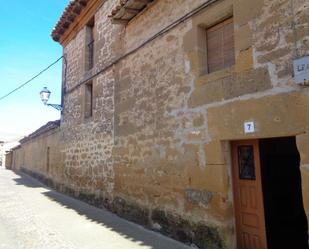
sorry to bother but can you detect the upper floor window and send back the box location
[85,17,95,71]
[84,81,93,119]
[206,17,235,73]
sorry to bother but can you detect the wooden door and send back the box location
[232,140,267,249]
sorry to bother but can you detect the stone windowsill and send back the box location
[195,66,235,86]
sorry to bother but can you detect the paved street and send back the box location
[0,167,192,249]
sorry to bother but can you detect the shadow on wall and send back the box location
[12,172,192,249]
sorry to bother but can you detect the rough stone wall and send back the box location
[59,0,309,248]
[61,69,115,199]
[64,31,86,92]
[95,1,124,72]
[10,128,64,184]
[252,0,309,87]
[61,1,117,198]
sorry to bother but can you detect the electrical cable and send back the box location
[66,0,218,94]
[0,0,218,100]
[0,56,63,102]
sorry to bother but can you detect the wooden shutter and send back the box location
[86,17,95,70]
[207,18,235,73]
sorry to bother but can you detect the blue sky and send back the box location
[0,1,69,142]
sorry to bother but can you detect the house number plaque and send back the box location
[244,121,255,134]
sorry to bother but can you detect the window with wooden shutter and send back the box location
[206,18,235,73]
[84,81,93,119]
[85,17,95,71]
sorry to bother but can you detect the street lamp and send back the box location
[40,87,63,111]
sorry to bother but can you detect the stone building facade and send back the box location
[9,0,309,248]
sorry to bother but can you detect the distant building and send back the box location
[0,141,4,166]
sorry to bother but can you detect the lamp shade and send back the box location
[40,87,51,105]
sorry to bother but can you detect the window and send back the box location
[84,82,93,119]
[206,18,235,73]
[85,17,95,71]
[238,145,256,180]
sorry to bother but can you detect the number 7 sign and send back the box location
[244,121,255,134]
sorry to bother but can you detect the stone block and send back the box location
[234,0,264,26]
[208,92,309,141]
[193,114,205,127]
[116,97,136,113]
[204,164,229,193]
[112,146,129,156]
[223,67,271,100]
[188,66,272,108]
[208,193,234,221]
[235,48,253,72]
[296,133,309,165]
[188,164,229,193]
[186,51,204,76]
[183,27,200,53]
[188,79,224,107]
[115,122,138,137]
[191,0,233,29]
[194,67,232,87]
[235,24,252,52]
[204,141,226,165]
[257,47,291,64]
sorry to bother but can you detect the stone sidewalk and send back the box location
[0,168,193,249]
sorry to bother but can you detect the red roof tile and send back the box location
[51,0,89,42]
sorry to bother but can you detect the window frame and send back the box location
[85,17,95,72]
[84,81,93,120]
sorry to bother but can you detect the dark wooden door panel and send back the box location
[232,140,267,249]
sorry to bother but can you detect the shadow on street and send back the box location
[12,171,190,249]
